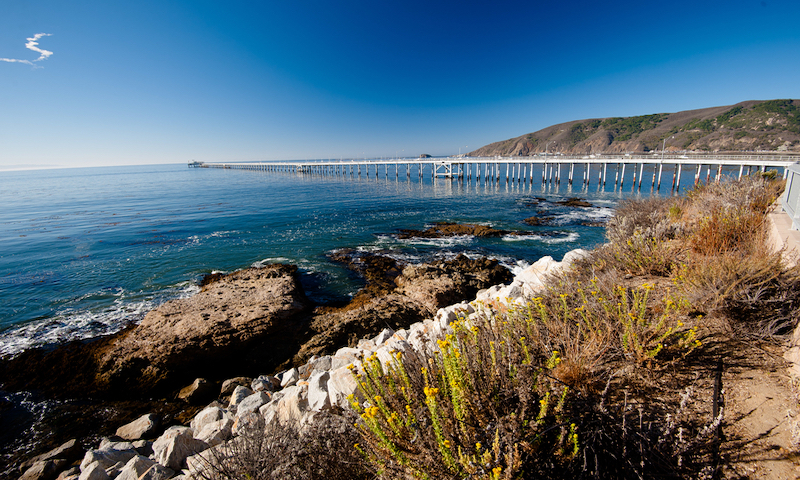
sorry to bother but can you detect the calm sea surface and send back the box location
[0,161,754,356]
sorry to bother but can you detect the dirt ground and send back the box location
[718,339,800,479]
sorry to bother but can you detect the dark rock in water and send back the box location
[198,272,225,288]
[522,215,555,226]
[0,263,311,402]
[395,255,511,310]
[327,249,404,300]
[556,197,594,208]
[291,254,512,366]
[397,222,511,239]
[523,197,550,208]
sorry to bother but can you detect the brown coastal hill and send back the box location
[469,99,800,156]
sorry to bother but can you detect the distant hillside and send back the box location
[469,100,800,156]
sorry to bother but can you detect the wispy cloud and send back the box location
[1,33,53,66]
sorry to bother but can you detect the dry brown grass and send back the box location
[346,174,798,478]
[192,410,370,480]
[674,174,800,338]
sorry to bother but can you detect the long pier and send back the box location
[190,154,798,194]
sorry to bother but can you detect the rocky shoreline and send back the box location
[1,251,517,478]
[8,248,587,480]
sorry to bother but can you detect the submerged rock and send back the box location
[556,197,594,208]
[397,222,512,239]
[522,215,555,226]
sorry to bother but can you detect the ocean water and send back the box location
[0,161,758,356]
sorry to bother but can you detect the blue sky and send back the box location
[1,0,798,168]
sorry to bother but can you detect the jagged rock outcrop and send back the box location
[291,254,512,365]
[94,264,312,395]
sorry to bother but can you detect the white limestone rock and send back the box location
[195,417,234,447]
[260,402,277,426]
[307,371,331,411]
[137,463,175,480]
[80,448,136,473]
[392,328,408,340]
[275,384,309,425]
[97,438,135,452]
[475,284,505,303]
[372,328,395,347]
[77,462,109,480]
[327,366,358,409]
[103,461,126,478]
[220,377,252,398]
[56,467,79,480]
[305,355,333,377]
[115,414,160,441]
[190,406,225,434]
[434,302,473,328]
[251,375,275,393]
[357,338,377,352]
[151,426,208,471]
[330,347,364,371]
[113,455,160,480]
[228,385,253,408]
[235,392,270,418]
[232,411,264,437]
[407,320,441,357]
[279,367,299,388]
[562,248,590,266]
[186,443,231,479]
[20,460,60,480]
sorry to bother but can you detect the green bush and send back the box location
[349,310,580,480]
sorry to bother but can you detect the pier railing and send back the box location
[782,163,800,230]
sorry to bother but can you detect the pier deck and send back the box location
[192,154,797,194]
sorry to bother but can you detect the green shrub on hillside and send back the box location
[715,105,744,125]
[601,114,667,142]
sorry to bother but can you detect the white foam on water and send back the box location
[397,234,475,247]
[529,232,581,244]
[252,257,292,268]
[548,207,614,225]
[209,230,240,238]
[501,234,535,242]
[0,283,199,357]
[382,252,425,264]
